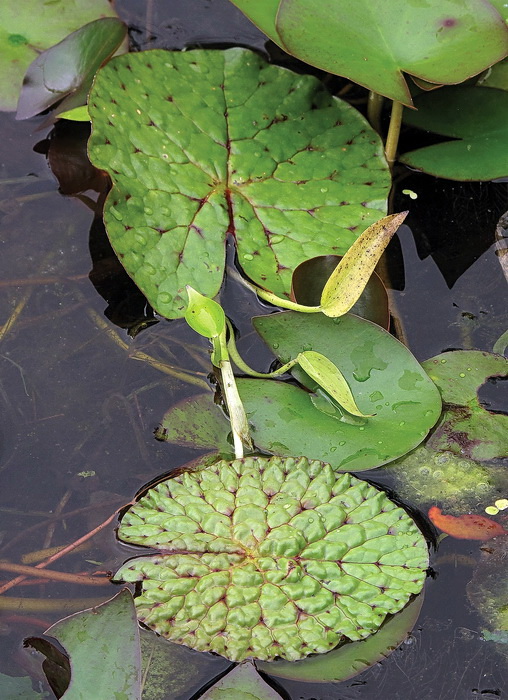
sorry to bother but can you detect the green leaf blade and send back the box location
[88,48,390,318]
[320,212,407,317]
[297,350,372,417]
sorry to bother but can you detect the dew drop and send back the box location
[338,441,346,446]
[270,234,284,245]
[243,253,254,261]
[144,207,153,216]
[272,342,279,349]
[459,372,466,378]
[159,292,173,304]
[330,447,337,453]
[320,187,328,193]
[399,421,406,426]
[440,359,447,363]
[134,233,146,246]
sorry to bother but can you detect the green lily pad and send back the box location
[422,351,508,461]
[159,313,441,471]
[115,456,428,662]
[384,445,506,513]
[30,589,141,699]
[0,0,120,112]
[16,18,127,121]
[200,662,283,699]
[0,673,48,699]
[87,48,390,319]
[401,87,508,180]
[257,592,423,682]
[230,0,508,106]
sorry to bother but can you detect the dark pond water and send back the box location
[0,1,506,698]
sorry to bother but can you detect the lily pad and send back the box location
[257,592,423,682]
[230,0,508,106]
[200,662,284,699]
[87,47,390,319]
[384,445,505,513]
[115,455,428,662]
[159,313,441,471]
[401,87,508,181]
[27,589,141,699]
[422,350,508,461]
[0,0,120,112]
[16,18,127,121]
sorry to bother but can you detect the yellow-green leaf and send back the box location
[297,350,372,417]
[184,286,225,339]
[320,212,408,317]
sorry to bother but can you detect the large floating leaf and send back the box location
[401,87,508,180]
[27,590,141,700]
[257,593,423,682]
[16,18,127,121]
[88,48,390,318]
[159,313,441,470]
[230,0,508,106]
[423,350,508,461]
[0,0,120,112]
[115,456,428,662]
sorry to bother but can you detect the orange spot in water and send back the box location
[428,506,507,541]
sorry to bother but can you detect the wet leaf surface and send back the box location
[0,0,120,112]
[115,456,428,662]
[28,589,141,700]
[200,661,284,699]
[428,506,507,540]
[422,350,508,461]
[401,87,508,180]
[257,593,424,682]
[231,0,508,105]
[88,48,389,318]
[16,18,126,121]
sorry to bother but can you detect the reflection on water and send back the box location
[0,1,506,698]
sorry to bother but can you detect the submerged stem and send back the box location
[385,100,404,167]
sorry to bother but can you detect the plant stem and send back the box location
[214,330,252,459]
[226,320,297,378]
[0,562,110,587]
[227,266,320,313]
[367,91,384,134]
[385,100,404,167]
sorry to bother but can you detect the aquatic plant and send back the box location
[114,455,429,662]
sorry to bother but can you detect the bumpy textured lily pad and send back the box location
[257,593,424,682]
[0,0,119,112]
[88,48,390,318]
[401,87,508,180]
[231,0,508,106]
[115,456,428,662]
[422,351,508,460]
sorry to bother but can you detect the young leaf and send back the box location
[297,350,372,417]
[184,286,225,339]
[320,212,407,317]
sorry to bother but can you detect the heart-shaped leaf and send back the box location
[29,590,141,699]
[422,350,508,460]
[159,312,441,471]
[401,87,508,180]
[16,18,127,121]
[230,0,508,106]
[115,456,428,662]
[88,48,390,319]
[0,0,121,112]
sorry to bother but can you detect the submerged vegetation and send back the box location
[0,0,507,698]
